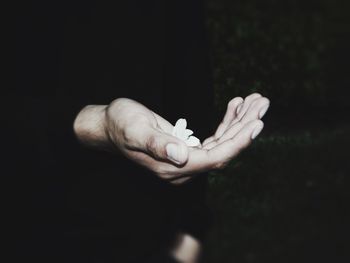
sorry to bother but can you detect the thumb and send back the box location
[144,127,189,165]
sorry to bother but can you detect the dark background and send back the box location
[203,0,349,262]
[11,0,349,262]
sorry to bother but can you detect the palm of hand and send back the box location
[108,93,269,185]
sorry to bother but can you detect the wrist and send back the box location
[73,105,110,149]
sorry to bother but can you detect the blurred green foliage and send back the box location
[206,0,349,116]
[204,0,350,261]
[204,127,350,262]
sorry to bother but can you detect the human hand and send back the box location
[165,93,269,184]
[74,94,269,185]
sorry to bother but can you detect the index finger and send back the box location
[207,120,264,168]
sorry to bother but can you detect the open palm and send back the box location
[106,93,269,185]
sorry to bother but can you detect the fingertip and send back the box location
[236,103,243,115]
[258,104,270,119]
[165,140,189,165]
[249,92,262,98]
[223,97,244,124]
[250,119,264,131]
[255,119,264,127]
[227,97,243,109]
[251,120,264,140]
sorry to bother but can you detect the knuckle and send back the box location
[123,122,138,142]
[108,98,132,114]
[110,98,126,107]
[146,135,159,154]
[123,119,149,144]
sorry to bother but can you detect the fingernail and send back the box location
[166,143,181,164]
[259,104,269,119]
[236,104,243,115]
[251,124,264,140]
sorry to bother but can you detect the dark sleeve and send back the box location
[11,2,111,174]
[163,0,214,139]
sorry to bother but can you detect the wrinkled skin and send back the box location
[74,93,270,185]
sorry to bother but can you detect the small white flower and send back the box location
[172,118,201,147]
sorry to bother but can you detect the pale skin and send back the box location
[73,92,270,262]
[74,93,270,184]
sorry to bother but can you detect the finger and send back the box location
[143,147,212,176]
[124,149,195,183]
[214,97,244,139]
[240,97,270,124]
[167,175,194,185]
[205,121,244,149]
[202,140,216,150]
[167,147,214,175]
[204,100,266,149]
[123,149,177,179]
[236,93,262,120]
[216,97,268,145]
[203,95,265,147]
[202,97,244,147]
[141,126,189,165]
[202,136,215,146]
[207,120,264,168]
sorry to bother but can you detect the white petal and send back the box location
[177,128,194,141]
[176,118,187,130]
[183,129,194,138]
[186,136,201,147]
[177,133,188,141]
[172,118,187,136]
